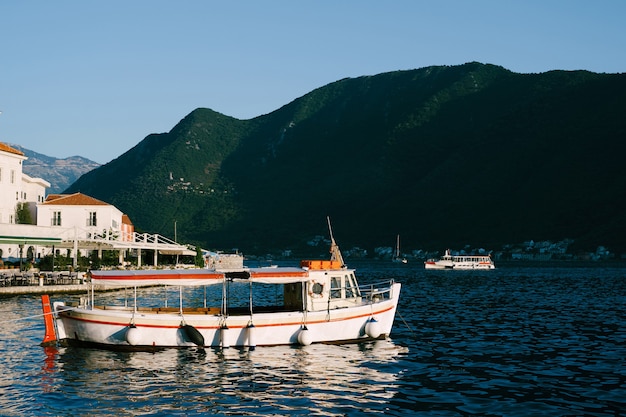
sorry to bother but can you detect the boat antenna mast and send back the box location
[327,216,345,267]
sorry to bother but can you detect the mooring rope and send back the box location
[396,309,416,337]
[5,310,54,323]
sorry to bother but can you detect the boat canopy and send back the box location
[91,265,337,287]
[247,267,310,284]
[90,269,225,287]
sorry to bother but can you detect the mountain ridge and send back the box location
[10,144,100,194]
[63,62,626,254]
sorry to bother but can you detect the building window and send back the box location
[88,211,97,227]
[52,211,62,226]
[10,170,15,184]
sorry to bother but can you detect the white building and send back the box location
[37,193,132,241]
[1,141,192,268]
[0,142,53,262]
[0,141,135,264]
[0,143,49,225]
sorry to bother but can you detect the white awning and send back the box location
[159,248,197,256]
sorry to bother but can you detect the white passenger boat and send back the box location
[424,249,495,270]
[41,228,401,350]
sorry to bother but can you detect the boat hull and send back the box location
[53,283,401,349]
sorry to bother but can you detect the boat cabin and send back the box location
[301,260,362,311]
[223,260,363,314]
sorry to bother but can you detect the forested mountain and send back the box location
[65,62,626,255]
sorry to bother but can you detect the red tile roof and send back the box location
[43,192,110,206]
[0,142,25,156]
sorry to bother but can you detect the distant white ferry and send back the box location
[424,249,495,270]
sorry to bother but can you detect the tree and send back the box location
[15,203,33,224]
[195,246,204,268]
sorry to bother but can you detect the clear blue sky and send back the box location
[1,1,625,164]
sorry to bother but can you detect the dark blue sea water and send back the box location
[1,262,625,416]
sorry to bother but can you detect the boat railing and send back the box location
[359,279,395,302]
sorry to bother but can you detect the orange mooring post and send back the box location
[41,294,58,346]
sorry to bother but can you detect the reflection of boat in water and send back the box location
[392,235,408,264]
[45,339,407,411]
[54,338,407,374]
[424,249,495,270]
[41,219,401,349]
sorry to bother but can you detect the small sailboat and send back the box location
[392,234,408,264]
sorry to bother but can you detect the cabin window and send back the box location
[284,282,303,310]
[345,273,360,298]
[344,274,355,298]
[330,276,342,299]
[52,211,62,226]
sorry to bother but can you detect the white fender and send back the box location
[246,323,256,349]
[220,325,230,348]
[365,317,381,339]
[125,325,141,346]
[297,326,313,346]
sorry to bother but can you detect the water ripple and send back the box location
[1,264,625,415]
